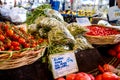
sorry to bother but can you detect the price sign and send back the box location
[76,17,91,26]
[49,51,78,79]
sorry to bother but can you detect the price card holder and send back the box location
[76,17,91,26]
[49,51,78,79]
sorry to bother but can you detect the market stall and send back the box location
[0,0,120,80]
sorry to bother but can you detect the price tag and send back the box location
[49,51,78,79]
[76,17,91,26]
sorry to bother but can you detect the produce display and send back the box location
[0,22,45,51]
[0,3,120,80]
[28,15,94,54]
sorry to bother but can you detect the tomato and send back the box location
[117,53,120,59]
[56,77,65,80]
[87,74,95,80]
[6,29,14,36]
[115,44,120,53]
[108,49,117,57]
[66,73,76,80]
[12,34,19,40]
[23,43,30,48]
[38,38,44,43]
[74,72,91,80]
[31,43,37,48]
[18,38,25,44]
[95,74,102,80]
[118,77,120,80]
[9,46,14,50]
[4,24,9,30]
[102,72,119,80]
[0,35,5,41]
[11,41,20,47]
[14,46,21,50]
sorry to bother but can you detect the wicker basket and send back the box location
[0,46,46,70]
[84,24,120,45]
[84,34,120,45]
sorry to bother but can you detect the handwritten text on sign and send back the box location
[49,51,78,79]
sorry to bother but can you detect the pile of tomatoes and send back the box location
[0,22,44,51]
[86,25,120,36]
[55,72,95,80]
[55,64,120,80]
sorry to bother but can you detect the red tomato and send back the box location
[6,29,14,36]
[14,46,21,50]
[117,53,120,59]
[56,77,65,80]
[0,35,5,41]
[38,38,44,43]
[4,24,9,30]
[102,72,119,80]
[95,74,102,80]
[12,34,19,40]
[118,77,120,80]
[74,72,91,80]
[9,45,14,51]
[108,49,117,57]
[18,38,25,44]
[115,44,120,53]
[31,43,37,48]
[66,73,76,80]
[23,43,30,48]
[87,74,95,80]
[11,41,20,47]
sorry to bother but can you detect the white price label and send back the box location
[49,51,78,79]
[76,17,91,26]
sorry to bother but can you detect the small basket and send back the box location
[84,34,120,45]
[0,46,46,70]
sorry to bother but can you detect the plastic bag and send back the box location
[66,22,88,37]
[44,9,64,22]
[9,7,27,23]
[0,5,11,18]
